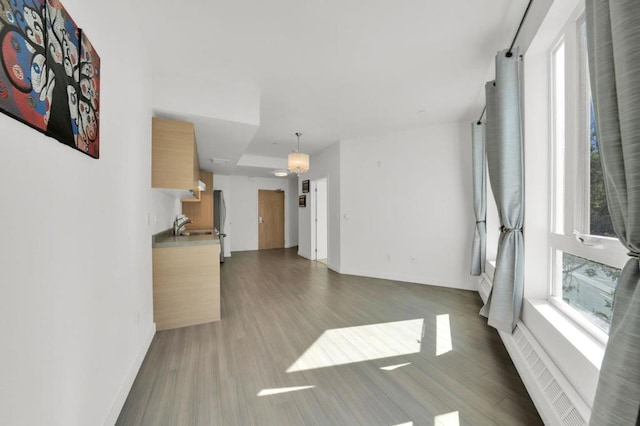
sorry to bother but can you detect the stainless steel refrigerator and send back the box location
[213,190,227,263]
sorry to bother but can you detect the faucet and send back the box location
[173,217,193,235]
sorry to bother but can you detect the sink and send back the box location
[179,231,214,236]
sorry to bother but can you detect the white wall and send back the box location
[0,1,160,424]
[218,175,297,252]
[314,179,329,260]
[298,143,341,271]
[339,123,476,290]
[151,190,182,235]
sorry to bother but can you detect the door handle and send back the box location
[259,216,264,224]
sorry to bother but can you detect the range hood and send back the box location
[155,180,207,203]
[180,179,207,203]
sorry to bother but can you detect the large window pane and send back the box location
[582,24,615,237]
[562,252,619,333]
[589,102,616,237]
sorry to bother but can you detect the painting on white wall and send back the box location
[0,0,101,158]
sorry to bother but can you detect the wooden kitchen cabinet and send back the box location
[152,117,200,192]
[182,171,214,228]
[152,244,220,330]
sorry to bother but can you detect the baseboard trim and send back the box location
[103,321,156,425]
[297,251,311,260]
[338,267,475,291]
[328,264,341,273]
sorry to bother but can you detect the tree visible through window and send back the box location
[588,92,615,237]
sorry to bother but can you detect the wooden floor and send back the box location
[117,248,542,425]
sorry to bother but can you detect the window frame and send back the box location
[548,7,627,343]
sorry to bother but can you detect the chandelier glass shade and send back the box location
[288,152,309,174]
[288,132,309,174]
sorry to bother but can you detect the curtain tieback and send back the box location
[627,251,640,260]
[476,220,486,224]
[500,226,522,234]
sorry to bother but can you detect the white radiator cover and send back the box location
[478,275,591,425]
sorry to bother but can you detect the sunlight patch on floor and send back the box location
[392,422,413,426]
[287,319,424,372]
[434,411,459,426]
[380,362,412,371]
[257,386,315,397]
[436,314,453,356]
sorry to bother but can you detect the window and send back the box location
[550,11,626,339]
[560,252,619,333]
[588,102,615,237]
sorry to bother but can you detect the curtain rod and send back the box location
[507,0,533,58]
[477,105,487,125]
[477,0,533,124]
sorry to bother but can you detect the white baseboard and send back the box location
[295,250,340,273]
[328,264,341,273]
[297,250,311,260]
[499,322,590,426]
[103,322,156,425]
[338,267,475,291]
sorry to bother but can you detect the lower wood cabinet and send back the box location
[152,244,220,330]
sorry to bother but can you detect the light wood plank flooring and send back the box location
[117,248,542,425]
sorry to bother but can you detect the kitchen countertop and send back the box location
[152,228,220,248]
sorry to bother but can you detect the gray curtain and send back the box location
[471,121,487,276]
[586,2,640,424]
[479,49,524,333]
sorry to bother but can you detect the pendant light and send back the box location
[288,132,309,175]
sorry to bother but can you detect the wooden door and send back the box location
[258,190,285,250]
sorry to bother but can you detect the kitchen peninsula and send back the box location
[152,230,220,330]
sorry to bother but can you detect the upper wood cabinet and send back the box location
[152,117,200,192]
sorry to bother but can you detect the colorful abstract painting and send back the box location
[77,30,99,156]
[0,0,100,158]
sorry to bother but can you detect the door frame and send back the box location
[310,176,329,262]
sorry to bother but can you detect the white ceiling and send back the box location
[136,0,528,177]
